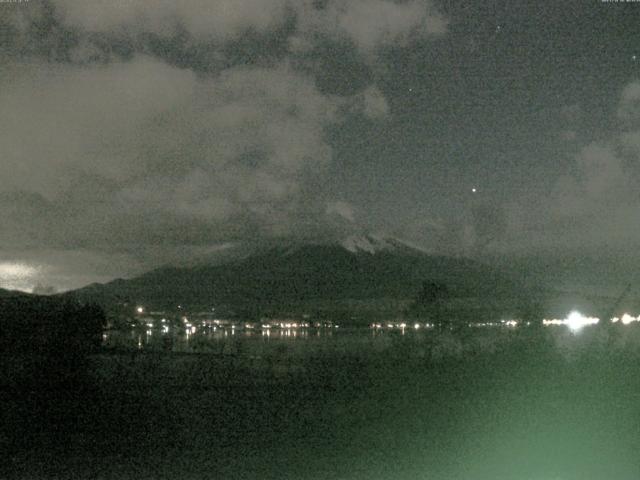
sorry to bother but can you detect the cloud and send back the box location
[0,262,43,292]
[53,0,291,39]
[618,81,640,123]
[499,82,640,254]
[0,56,197,198]
[326,200,356,222]
[292,0,446,55]
[548,143,628,218]
[360,86,389,118]
[508,142,639,252]
[0,0,447,290]
[574,144,627,200]
[50,0,445,56]
[0,56,344,269]
[0,249,146,292]
[558,104,581,143]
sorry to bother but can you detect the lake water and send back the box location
[5,323,640,480]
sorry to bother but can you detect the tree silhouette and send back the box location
[0,294,106,355]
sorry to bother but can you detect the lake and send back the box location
[4,323,640,480]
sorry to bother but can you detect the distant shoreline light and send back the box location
[543,311,599,331]
[611,313,640,325]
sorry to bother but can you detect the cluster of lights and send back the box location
[370,322,435,329]
[470,322,493,328]
[257,321,332,330]
[543,311,600,331]
[611,313,640,325]
[281,322,299,329]
[127,306,341,340]
[129,304,640,341]
[541,311,640,329]
[469,320,522,328]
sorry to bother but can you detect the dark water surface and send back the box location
[3,326,640,479]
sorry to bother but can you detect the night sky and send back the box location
[1,0,640,291]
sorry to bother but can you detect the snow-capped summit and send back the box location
[340,233,427,255]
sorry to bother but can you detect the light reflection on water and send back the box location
[99,317,640,364]
[103,325,344,353]
[105,309,640,355]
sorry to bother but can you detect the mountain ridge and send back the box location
[65,234,526,320]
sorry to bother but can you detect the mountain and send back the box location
[67,235,529,320]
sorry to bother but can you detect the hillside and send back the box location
[67,236,530,320]
[0,288,31,298]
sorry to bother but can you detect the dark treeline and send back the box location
[1,293,107,477]
[0,293,106,355]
